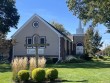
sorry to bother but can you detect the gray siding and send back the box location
[13,16,59,57]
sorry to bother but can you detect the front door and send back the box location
[76,43,83,55]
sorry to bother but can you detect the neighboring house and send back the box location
[95,51,104,56]
[11,14,74,60]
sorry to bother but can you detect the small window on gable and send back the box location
[26,37,32,48]
[40,36,46,48]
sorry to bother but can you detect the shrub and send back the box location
[65,55,76,61]
[18,70,29,81]
[83,54,93,61]
[46,68,58,81]
[99,56,104,59]
[46,58,53,64]
[52,58,58,63]
[32,68,45,82]
[12,57,28,81]
[46,58,58,64]
[69,58,85,63]
[64,55,85,63]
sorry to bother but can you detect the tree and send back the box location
[67,0,110,32]
[103,45,110,56]
[0,32,12,62]
[50,21,71,35]
[84,26,103,57]
[0,32,12,54]
[0,0,20,34]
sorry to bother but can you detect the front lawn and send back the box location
[0,64,12,83]
[0,58,110,83]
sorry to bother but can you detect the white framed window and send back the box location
[26,37,32,48]
[40,36,46,48]
[26,36,46,48]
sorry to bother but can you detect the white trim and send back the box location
[33,35,36,45]
[12,14,62,38]
[12,14,36,38]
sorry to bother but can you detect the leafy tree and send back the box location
[84,26,103,57]
[0,0,20,34]
[50,21,71,35]
[0,32,12,62]
[103,45,110,56]
[0,32,12,55]
[67,0,110,32]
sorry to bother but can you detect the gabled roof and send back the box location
[12,14,72,41]
[12,14,37,38]
[39,16,72,41]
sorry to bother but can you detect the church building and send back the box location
[11,14,84,60]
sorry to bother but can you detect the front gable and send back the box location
[12,14,61,38]
[12,14,62,56]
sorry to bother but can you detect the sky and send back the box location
[7,0,110,49]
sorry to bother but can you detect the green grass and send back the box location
[0,57,110,83]
[55,61,110,83]
[0,64,12,83]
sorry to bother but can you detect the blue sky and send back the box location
[7,0,110,49]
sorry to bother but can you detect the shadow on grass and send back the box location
[0,63,11,72]
[47,61,110,69]
[73,80,88,82]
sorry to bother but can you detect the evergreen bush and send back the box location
[32,68,45,82]
[18,70,29,81]
[46,68,58,81]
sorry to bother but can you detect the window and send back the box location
[26,36,46,48]
[77,43,83,46]
[26,37,32,48]
[28,38,32,44]
[40,37,46,48]
[32,21,39,28]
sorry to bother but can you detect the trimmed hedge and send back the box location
[18,70,29,81]
[32,68,45,82]
[46,68,58,81]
